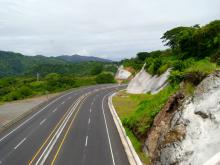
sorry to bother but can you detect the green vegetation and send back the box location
[113,91,152,164]
[0,74,97,102]
[0,51,117,77]
[161,20,220,59]
[95,72,115,84]
[112,87,177,164]
[0,51,117,103]
[122,20,220,76]
[125,128,149,164]
[113,87,178,164]
[122,86,178,138]
[113,91,150,120]
[113,20,220,164]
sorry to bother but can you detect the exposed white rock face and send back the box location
[126,64,171,94]
[158,71,220,165]
[115,65,132,80]
[204,152,220,165]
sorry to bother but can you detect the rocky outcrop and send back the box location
[145,92,185,164]
[115,65,132,82]
[145,71,220,165]
[127,64,171,94]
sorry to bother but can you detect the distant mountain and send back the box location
[0,51,116,77]
[57,54,112,63]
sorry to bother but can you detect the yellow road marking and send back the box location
[51,96,87,165]
[28,98,80,165]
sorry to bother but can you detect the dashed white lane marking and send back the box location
[85,136,88,147]
[40,119,47,125]
[61,101,65,104]
[14,138,26,150]
[90,108,92,113]
[52,108,58,113]
[0,91,73,143]
[88,118,90,125]
[91,101,94,105]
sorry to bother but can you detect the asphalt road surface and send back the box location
[0,84,130,165]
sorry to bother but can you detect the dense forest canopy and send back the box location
[161,20,220,59]
[0,51,117,77]
[122,20,220,74]
[0,51,117,102]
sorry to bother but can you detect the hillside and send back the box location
[0,51,116,77]
[57,54,112,63]
[113,19,220,164]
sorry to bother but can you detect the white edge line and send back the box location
[0,85,122,144]
[0,90,75,143]
[108,92,142,165]
[102,94,116,165]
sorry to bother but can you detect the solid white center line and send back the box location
[14,138,26,150]
[40,119,47,125]
[52,108,58,113]
[61,101,65,104]
[85,136,88,147]
[88,118,90,125]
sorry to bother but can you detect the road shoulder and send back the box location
[108,92,143,165]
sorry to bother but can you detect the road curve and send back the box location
[0,84,129,165]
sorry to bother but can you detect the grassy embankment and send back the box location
[113,58,219,164]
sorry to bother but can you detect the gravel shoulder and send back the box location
[0,93,60,128]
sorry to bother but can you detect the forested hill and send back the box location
[0,51,116,77]
[57,54,112,63]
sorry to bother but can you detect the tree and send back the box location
[95,73,115,84]
[137,52,150,61]
[90,64,103,75]
[161,20,220,59]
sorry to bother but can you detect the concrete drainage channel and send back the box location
[108,92,142,165]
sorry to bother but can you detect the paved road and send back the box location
[0,84,129,165]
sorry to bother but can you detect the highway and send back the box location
[0,84,129,165]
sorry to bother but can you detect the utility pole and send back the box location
[37,73,39,81]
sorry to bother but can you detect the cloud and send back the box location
[0,0,219,60]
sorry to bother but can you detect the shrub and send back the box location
[19,86,33,97]
[4,91,22,101]
[95,73,115,84]
[145,57,162,75]
[169,70,184,85]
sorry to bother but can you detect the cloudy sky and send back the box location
[0,0,219,60]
